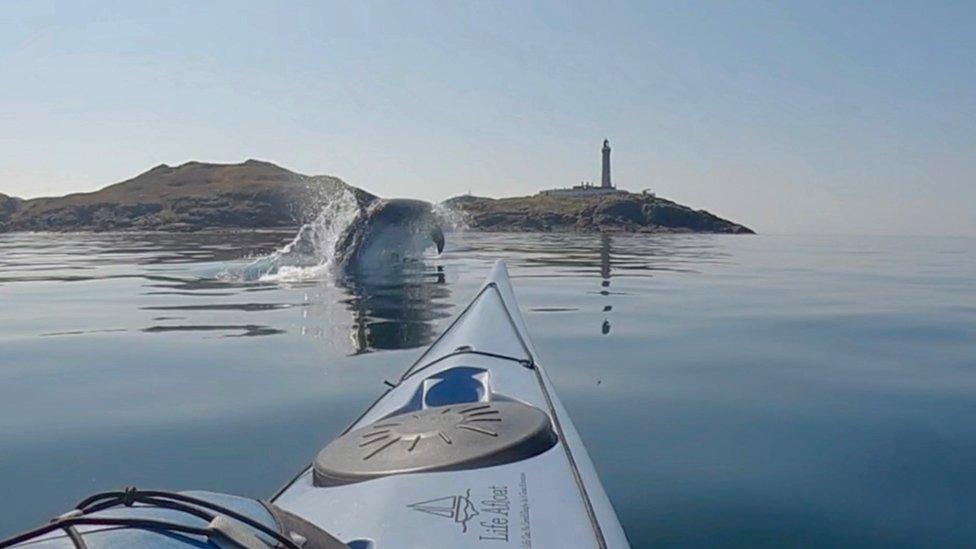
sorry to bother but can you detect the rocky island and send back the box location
[0,160,373,232]
[0,159,752,234]
[446,139,752,234]
[444,193,752,234]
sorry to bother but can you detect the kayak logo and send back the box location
[408,489,479,533]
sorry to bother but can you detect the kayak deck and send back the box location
[273,261,629,548]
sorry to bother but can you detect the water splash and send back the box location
[433,200,470,232]
[228,187,363,282]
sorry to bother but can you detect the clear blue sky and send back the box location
[2,1,973,235]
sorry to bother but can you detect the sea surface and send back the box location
[1,231,975,546]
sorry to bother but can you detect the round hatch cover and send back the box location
[313,401,557,486]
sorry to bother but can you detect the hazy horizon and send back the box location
[2,1,974,236]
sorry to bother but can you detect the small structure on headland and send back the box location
[539,139,629,197]
[601,138,612,189]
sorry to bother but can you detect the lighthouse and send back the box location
[537,139,622,196]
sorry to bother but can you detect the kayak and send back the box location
[2,260,629,548]
[272,260,630,548]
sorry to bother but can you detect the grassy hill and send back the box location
[0,160,373,232]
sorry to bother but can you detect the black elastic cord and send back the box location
[118,490,299,548]
[122,486,138,506]
[1,488,302,549]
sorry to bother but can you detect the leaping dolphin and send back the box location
[238,197,445,281]
[334,199,445,272]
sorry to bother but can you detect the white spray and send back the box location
[232,187,363,282]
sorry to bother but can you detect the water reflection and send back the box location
[444,232,731,337]
[457,232,727,277]
[600,234,613,336]
[335,261,452,354]
[0,230,727,350]
[141,324,286,337]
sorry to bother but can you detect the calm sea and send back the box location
[1,231,974,546]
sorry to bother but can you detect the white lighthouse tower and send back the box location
[601,139,613,189]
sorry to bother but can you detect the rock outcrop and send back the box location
[0,160,374,232]
[444,193,753,234]
[0,193,22,232]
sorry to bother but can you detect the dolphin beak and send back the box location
[431,226,445,255]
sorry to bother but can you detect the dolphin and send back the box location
[334,199,445,272]
[235,197,445,281]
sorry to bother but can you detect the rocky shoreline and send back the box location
[444,193,753,234]
[0,161,752,234]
